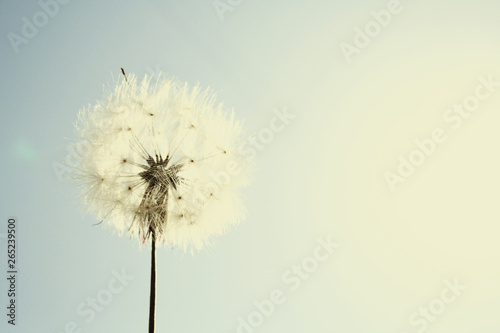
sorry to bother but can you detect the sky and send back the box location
[1,0,500,332]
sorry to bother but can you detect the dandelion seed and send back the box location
[71,70,252,333]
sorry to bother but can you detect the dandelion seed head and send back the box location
[72,74,251,252]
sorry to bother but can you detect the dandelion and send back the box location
[71,69,252,332]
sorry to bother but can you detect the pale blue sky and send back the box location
[2,1,500,332]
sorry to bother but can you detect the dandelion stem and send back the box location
[149,228,157,333]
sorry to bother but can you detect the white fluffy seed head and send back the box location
[72,74,252,252]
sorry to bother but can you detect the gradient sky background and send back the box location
[2,0,500,332]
